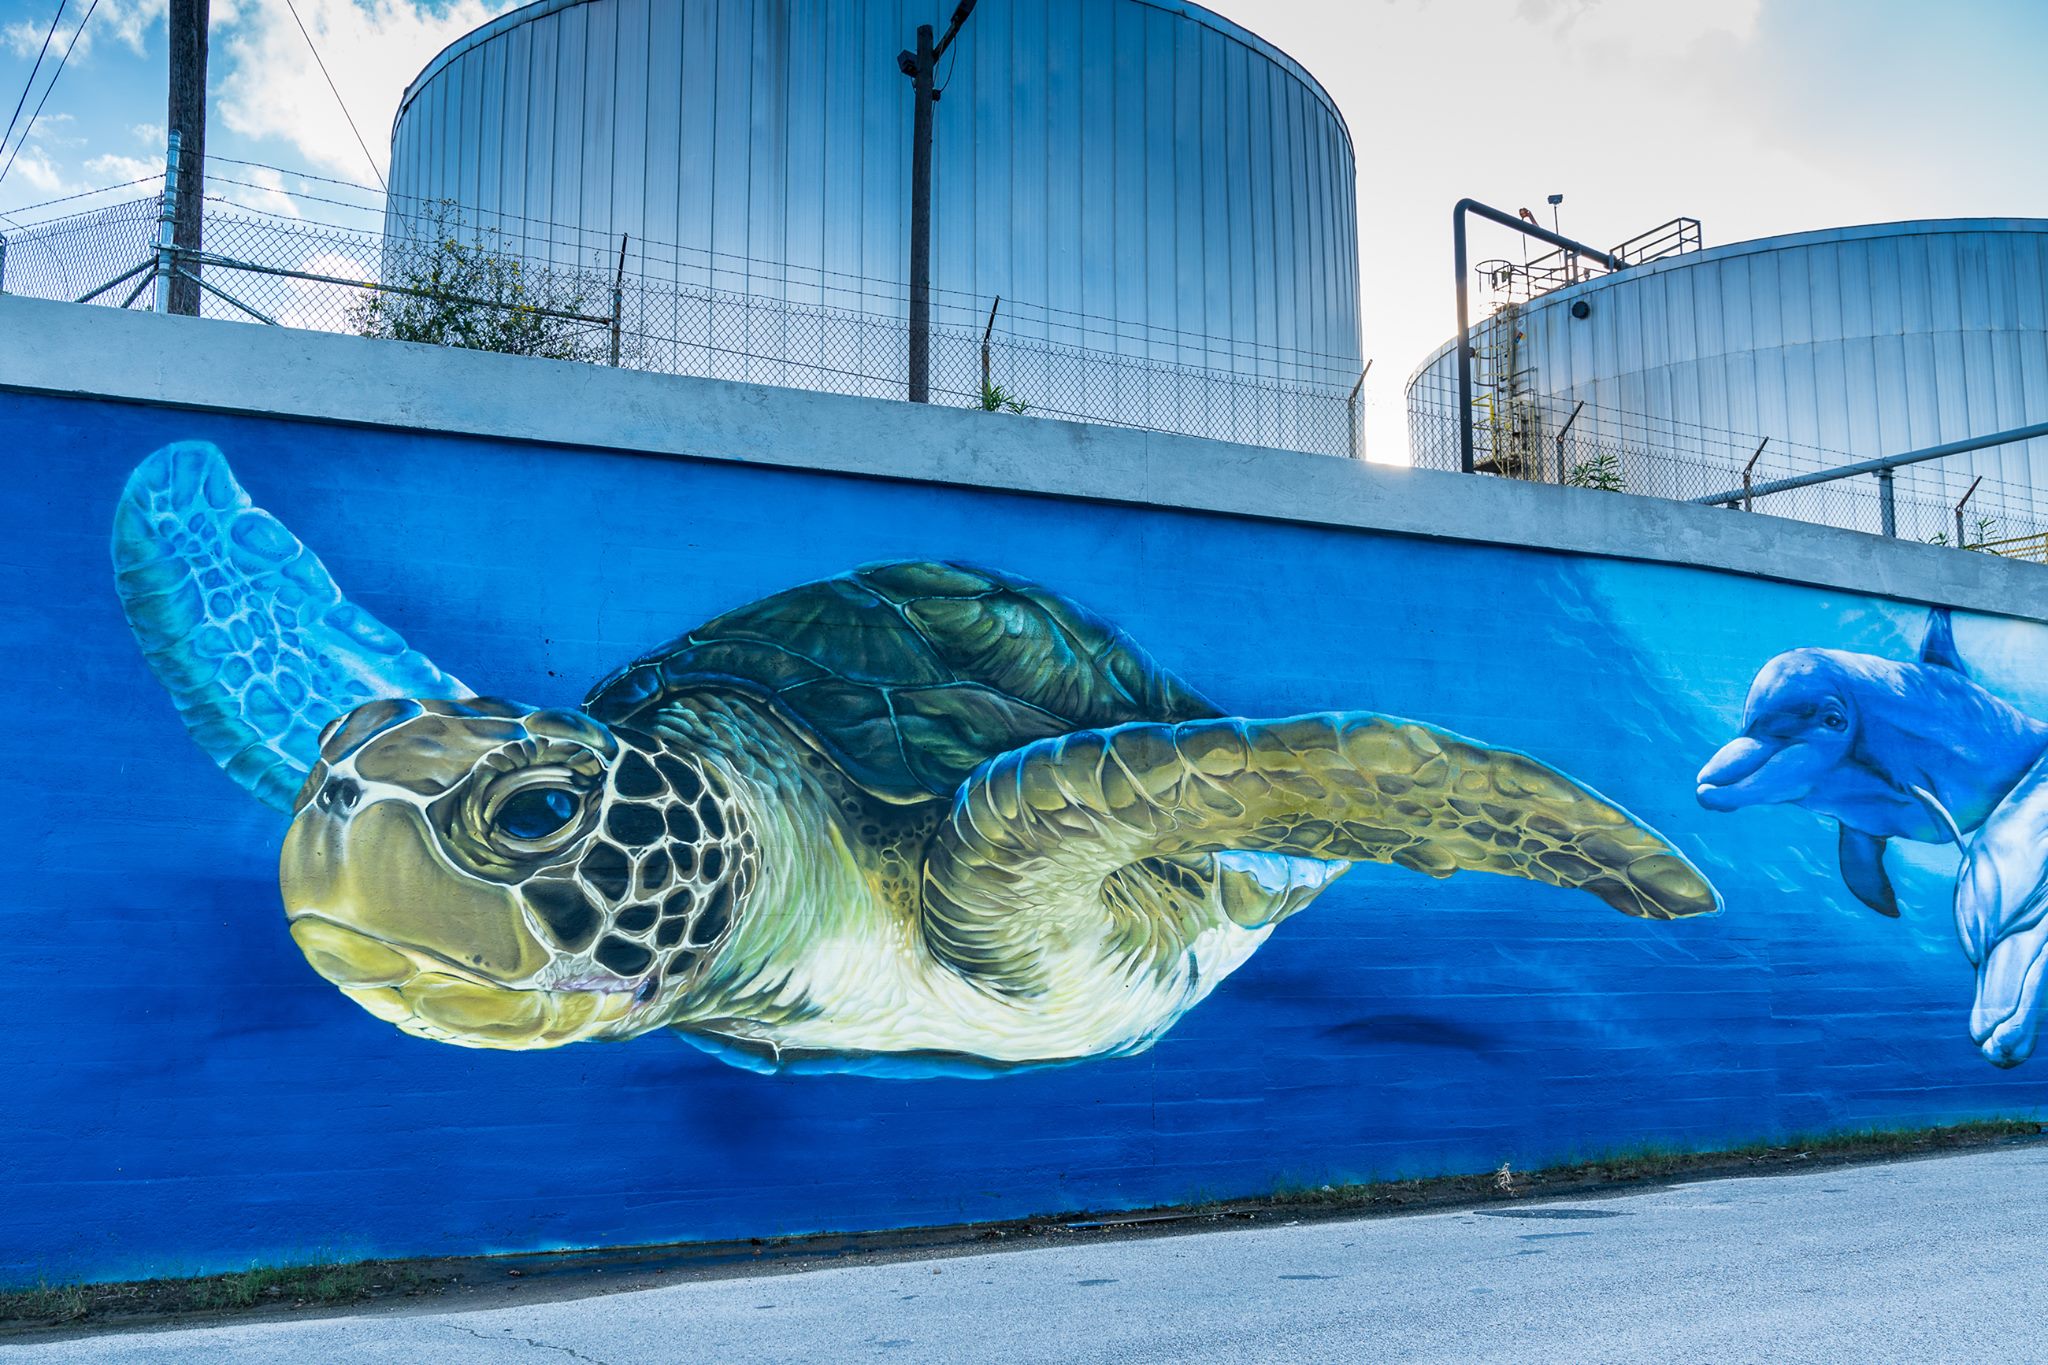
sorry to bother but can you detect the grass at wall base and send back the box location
[5,1114,2038,1332]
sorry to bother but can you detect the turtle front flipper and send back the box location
[921,713,1721,993]
[111,442,468,811]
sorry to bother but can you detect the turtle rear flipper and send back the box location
[112,443,468,811]
[921,713,1721,994]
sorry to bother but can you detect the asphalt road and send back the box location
[14,1144,2048,1363]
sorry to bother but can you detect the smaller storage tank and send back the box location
[1405,219,2048,541]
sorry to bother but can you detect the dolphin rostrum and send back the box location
[1700,611,2048,1066]
[1697,612,2047,916]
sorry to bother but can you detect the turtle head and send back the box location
[281,697,747,1049]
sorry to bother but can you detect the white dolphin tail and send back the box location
[110,442,469,812]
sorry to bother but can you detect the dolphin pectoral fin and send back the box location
[1838,825,1899,917]
[1919,609,1968,675]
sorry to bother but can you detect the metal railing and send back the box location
[0,155,1371,460]
[1477,217,1702,306]
[1407,372,2048,562]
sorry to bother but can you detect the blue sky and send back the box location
[3,0,2046,457]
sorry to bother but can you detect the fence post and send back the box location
[1954,474,1984,547]
[0,229,8,294]
[1554,399,1585,483]
[1346,361,1371,460]
[154,129,182,315]
[1740,437,1768,510]
[609,233,628,366]
[980,295,1001,401]
[1878,467,1897,537]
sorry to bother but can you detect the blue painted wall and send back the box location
[5,389,2047,1286]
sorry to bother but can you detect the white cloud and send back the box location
[4,144,68,194]
[216,0,516,184]
[21,111,82,147]
[216,161,300,216]
[5,0,166,61]
[84,151,161,183]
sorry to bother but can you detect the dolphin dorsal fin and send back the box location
[1919,609,1968,675]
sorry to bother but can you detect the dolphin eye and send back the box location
[494,786,580,841]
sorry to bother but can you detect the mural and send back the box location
[112,442,1720,1072]
[1699,615,2048,1067]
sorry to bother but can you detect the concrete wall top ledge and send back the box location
[4,295,2043,625]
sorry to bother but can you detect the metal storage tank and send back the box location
[1404,219,2048,538]
[388,0,1362,449]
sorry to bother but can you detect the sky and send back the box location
[3,0,2047,460]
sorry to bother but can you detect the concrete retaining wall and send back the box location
[4,295,2046,1285]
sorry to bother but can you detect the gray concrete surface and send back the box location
[13,1144,2048,1363]
[3,294,2041,621]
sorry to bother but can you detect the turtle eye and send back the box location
[1820,710,1847,732]
[494,786,580,841]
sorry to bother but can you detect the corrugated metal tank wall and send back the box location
[388,0,1360,389]
[1404,220,2048,501]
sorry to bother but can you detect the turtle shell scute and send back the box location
[582,560,1221,802]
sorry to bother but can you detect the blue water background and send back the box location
[4,391,2045,1284]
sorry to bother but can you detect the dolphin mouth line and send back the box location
[1695,774,1767,810]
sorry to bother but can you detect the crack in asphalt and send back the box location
[443,1320,613,1365]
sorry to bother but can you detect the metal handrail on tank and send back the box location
[1479,217,1701,305]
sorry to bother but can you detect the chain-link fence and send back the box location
[0,164,1367,459]
[1406,367,2048,561]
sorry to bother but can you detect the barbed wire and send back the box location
[0,187,1363,458]
[204,154,1367,376]
[0,172,163,225]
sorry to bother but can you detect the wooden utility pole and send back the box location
[167,0,208,317]
[897,1,976,403]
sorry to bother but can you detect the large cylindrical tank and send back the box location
[1404,219,2048,538]
[389,0,1361,446]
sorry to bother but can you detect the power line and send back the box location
[0,0,68,171]
[278,0,387,193]
[0,0,99,191]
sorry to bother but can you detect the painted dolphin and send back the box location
[1699,611,2048,1067]
[1696,612,2047,917]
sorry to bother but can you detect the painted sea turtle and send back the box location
[114,443,1720,1073]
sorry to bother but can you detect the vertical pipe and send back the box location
[906,24,936,404]
[1878,468,1897,537]
[1453,208,1473,472]
[154,129,181,315]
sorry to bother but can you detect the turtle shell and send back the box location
[584,560,1220,802]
